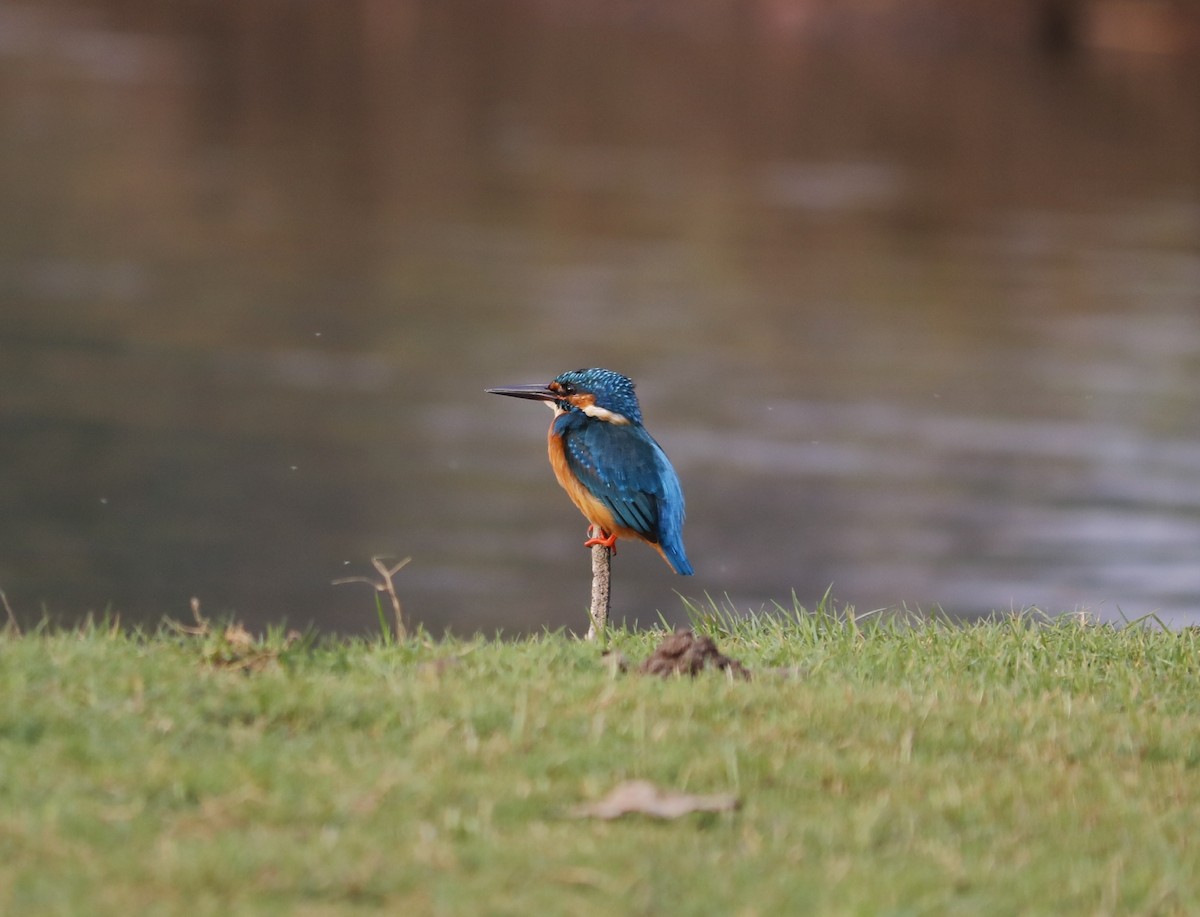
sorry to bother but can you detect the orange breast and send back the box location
[545,425,676,567]
[547,427,622,536]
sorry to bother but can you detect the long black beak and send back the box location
[485,383,558,402]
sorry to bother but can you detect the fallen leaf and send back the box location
[571,780,739,820]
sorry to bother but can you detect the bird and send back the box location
[487,368,694,575]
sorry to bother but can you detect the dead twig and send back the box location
[166,598,299,672]
[164,596,211,636]
[333,556,410,640]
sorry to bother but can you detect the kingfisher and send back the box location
[487,368,694,575]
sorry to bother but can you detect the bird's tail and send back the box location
[658,536,694,576]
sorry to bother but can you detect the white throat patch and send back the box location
[580,403,631,425]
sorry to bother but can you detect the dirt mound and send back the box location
[637,628,751,679]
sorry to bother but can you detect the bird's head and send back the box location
[487,367,643,425]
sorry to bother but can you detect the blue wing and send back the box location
[555,414,692,575]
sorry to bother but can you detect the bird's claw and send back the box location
[584,526,618,554]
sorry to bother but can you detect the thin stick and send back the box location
[586,544,611,641]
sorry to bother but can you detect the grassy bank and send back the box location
[2,603,1199,915]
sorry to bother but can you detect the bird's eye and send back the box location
[559,383,575,396]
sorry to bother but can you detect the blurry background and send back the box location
[2,0,1199,634]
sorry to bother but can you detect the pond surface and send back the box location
[2,2,1199,633]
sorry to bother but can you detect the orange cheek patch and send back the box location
[567,392,596,410]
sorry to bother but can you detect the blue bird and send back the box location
[487,368,694,575]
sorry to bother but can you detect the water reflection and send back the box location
[1,2,1198,633]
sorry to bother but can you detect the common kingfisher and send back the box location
[487,368,694,575]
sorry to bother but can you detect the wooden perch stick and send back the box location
[586,543,611,641]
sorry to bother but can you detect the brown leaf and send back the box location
[571,780,739,820]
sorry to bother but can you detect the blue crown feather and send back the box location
[554,368,643,425]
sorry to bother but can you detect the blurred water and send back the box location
[2,1,1199,633]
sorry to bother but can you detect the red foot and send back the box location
[584,525,618,554]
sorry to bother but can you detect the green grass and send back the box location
[3,601,1200,915]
